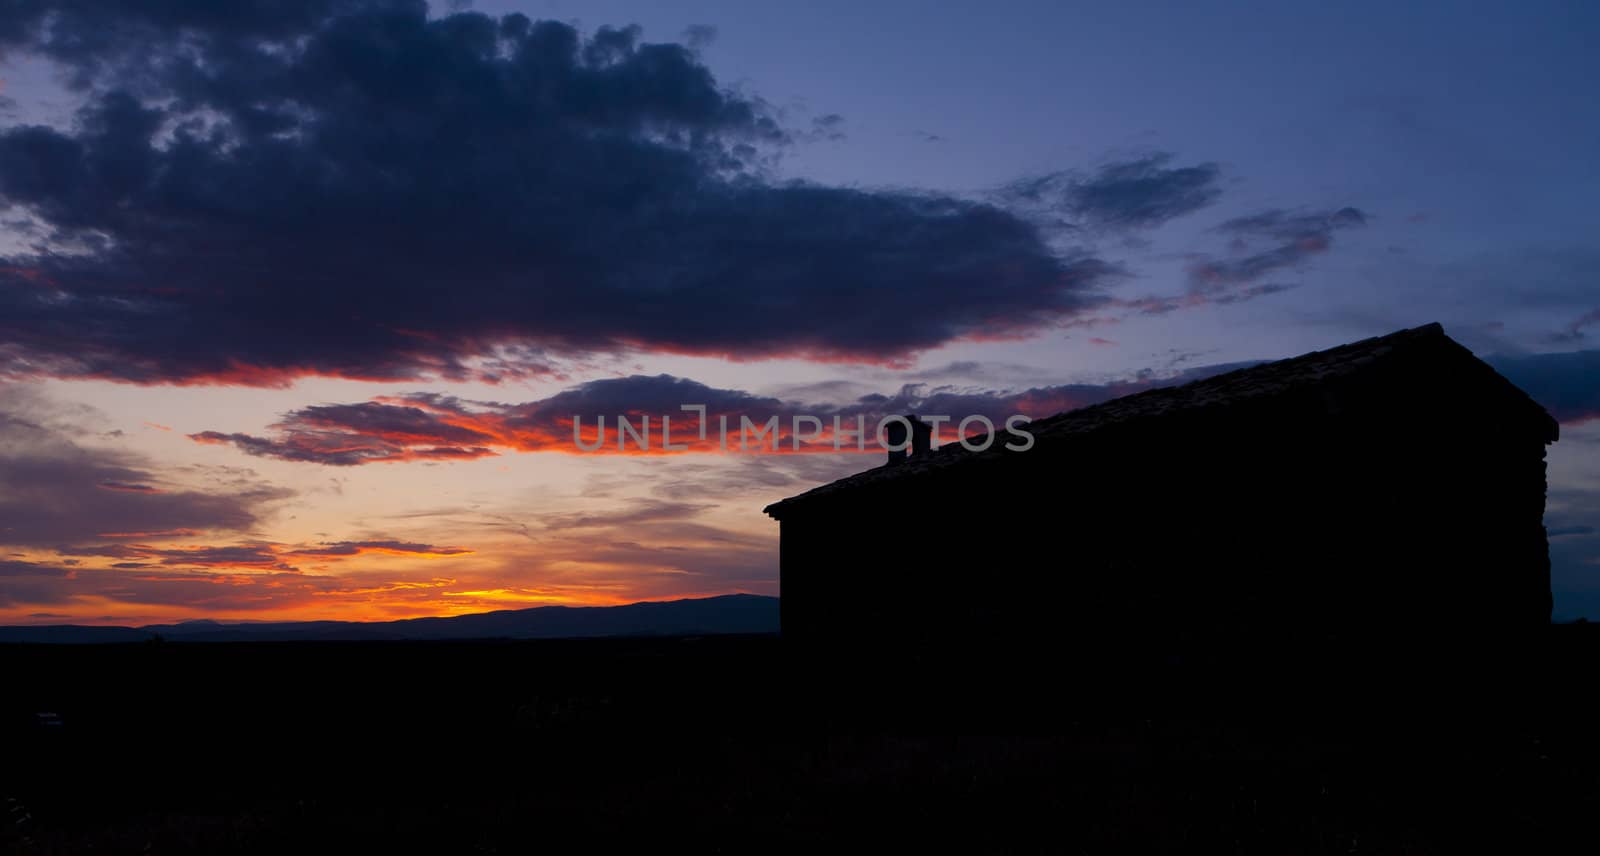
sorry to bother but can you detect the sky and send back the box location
[0,0,1597,624]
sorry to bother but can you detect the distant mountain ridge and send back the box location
[0,594,778,643]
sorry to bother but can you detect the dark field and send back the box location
[5,628,1600,853]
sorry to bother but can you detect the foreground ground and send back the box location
[4,627,1599,853]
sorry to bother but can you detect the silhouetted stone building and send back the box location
[764,323,1559,662]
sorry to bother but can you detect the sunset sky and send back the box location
[1,0,1597,625]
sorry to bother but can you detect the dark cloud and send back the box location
[0,556,381,613]
[189,430,496,466]
[0,385,292,545]
[1003,153,1223,232]
[1215,206,1369,243]
[98,479,163,493]
[1485,349,1600,424]
[0,1,382,69]
[188,399,504,465]
[48,537,471,574]
[190,374,799,463]
[0,559,71,607]
[54,543,148,559]
[292,402,496,444]
[149,543,293,570]
[0,1,1112,384]
[189,361,1261,465]
[1089,206,1370,318]
[288,540,472,557]
[1548,308,1600,345]
[809,112,846,141]
[1185,207,1368,296]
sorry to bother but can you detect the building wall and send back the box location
[776,374,1554,671]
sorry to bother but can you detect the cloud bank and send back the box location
[0,0,1118,384]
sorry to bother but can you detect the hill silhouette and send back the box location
[0,594,777,643]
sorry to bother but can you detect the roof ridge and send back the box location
[1021,321,1446,432]
[763,323,1497,518]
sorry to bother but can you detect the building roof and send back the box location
[763,322,1559,519]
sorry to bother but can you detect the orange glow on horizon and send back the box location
[0,583,767,627]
